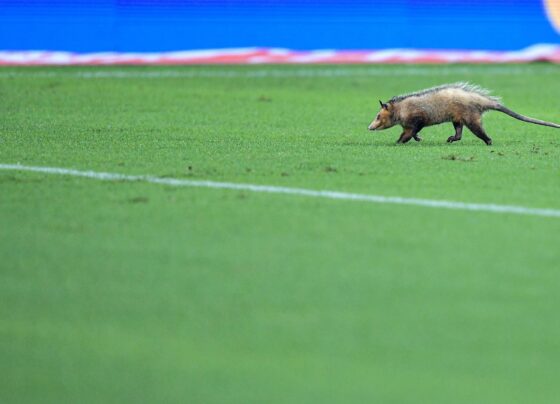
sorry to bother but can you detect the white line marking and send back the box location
[0,66,559,79]
[1,163,559,218]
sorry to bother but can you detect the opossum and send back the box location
[368,82,560,145]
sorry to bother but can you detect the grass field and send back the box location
[1,64,560,403]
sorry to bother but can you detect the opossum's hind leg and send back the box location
[465,119,493,146]
[447,122,463,143]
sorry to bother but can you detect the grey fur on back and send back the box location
[388,82,501,104]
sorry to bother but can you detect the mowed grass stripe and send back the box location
[2,163,559,218]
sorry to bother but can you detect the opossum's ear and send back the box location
[379,100,388,110]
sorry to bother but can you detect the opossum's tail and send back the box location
[493,104,560,129]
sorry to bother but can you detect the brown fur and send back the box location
[368,82,560,145]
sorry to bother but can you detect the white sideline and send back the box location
[1,163,559,218]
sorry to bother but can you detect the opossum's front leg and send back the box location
[447,122,463,143]
[397,128,419,144]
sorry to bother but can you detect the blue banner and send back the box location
[0,1,559,52]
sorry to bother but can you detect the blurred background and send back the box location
[0,0,559,53]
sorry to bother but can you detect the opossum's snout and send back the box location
[368,119,381,131]
[369,103,392,131]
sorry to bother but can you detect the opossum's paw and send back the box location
[485,139,493,146]
[413,135,422,142]
[447,136,458,143]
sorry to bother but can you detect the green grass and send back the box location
[1,64,560,403]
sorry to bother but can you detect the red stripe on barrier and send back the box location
[1,45,560,65]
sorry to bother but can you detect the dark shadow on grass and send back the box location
[0,175,43,184]
[370,139,509,148]
[336,134,519,147]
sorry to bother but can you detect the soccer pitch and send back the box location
[1,64,560,403]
